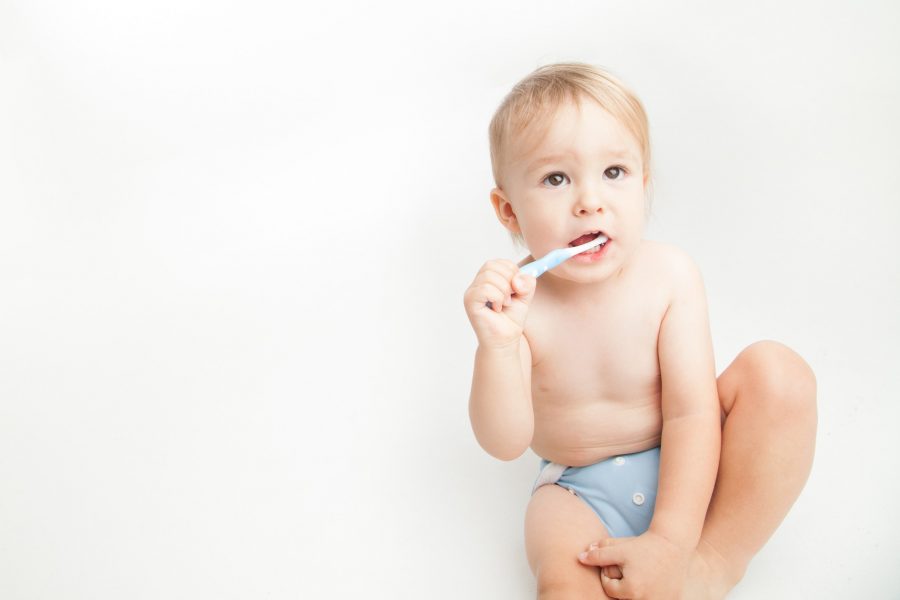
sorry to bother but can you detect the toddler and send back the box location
[463,63,817,599]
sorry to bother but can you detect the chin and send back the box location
[553,268,613,285]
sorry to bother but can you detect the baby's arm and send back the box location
[579,249,721,597]
[469,337,534,460]
[651,250,721,548]
[464,260,537,460]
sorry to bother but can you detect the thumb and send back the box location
[578,537,634,567]
[511,272,536,303]
[599,536,635,546]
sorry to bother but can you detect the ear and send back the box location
[490,187,521,234]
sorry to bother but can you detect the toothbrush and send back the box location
[485,233,609,308]
[518,233,609,278]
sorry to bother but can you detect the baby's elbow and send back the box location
[489,444,529,462]
[479,433,532,462]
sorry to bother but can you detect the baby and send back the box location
[463,63,817,599]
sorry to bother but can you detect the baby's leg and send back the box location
[686,340,817,598]
[525,483,613,599]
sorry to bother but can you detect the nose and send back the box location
[573,183,606,215]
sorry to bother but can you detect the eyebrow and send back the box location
[525,149,637,172]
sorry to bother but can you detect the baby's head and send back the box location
[488,63,653,265]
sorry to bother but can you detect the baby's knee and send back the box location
[736,340,817,419]
[536,562,606,599]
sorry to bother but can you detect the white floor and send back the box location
[2,1,899,598]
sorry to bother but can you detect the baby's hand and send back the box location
[578,532,690,600]
[463,259,536,349]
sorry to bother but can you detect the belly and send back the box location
[530,400,663,466]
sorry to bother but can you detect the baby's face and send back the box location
[492,98,648,284]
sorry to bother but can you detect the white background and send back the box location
[2,1,899,598]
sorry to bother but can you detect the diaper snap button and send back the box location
[632,492,645,506]
[614,456,625,465]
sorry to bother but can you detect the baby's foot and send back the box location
[681,541,742,600]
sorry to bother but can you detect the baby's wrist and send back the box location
[476,338,522,358]
[647,524,696,553]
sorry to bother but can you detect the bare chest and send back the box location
[526,285,668,408]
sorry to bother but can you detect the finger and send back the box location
[481,271,513,306]
[602,564,623,579]
[479,263,532,304]
[510,272,536,297]
[476,263,514,306]
[582,536,633,553]
[600,571,631,599]
[480,259,518,281]
[465,287,497,311]
[480,270,513,299]
[599,536,635,546]
[481,271,522,309]
[475,283,506,313]
[508,274,536,309]
[578,544,625,567]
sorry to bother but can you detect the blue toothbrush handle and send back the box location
[518,248,570,278]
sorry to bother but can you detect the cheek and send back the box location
[624,192,648,222]
[518,211,563,249]
[526,208,565,234]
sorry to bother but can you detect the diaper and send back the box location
[532,446,660,538]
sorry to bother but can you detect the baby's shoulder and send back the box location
[637,239,697,267]
[634,239,703,287]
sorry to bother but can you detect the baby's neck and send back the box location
[539,269,625,308]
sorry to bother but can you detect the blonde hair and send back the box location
[488,63,653,245]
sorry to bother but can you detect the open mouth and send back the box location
[568,230,609,254]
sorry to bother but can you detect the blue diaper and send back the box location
[532,446,660,538]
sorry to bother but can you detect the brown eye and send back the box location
[543,172,569,187]
[605,166,624,179]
